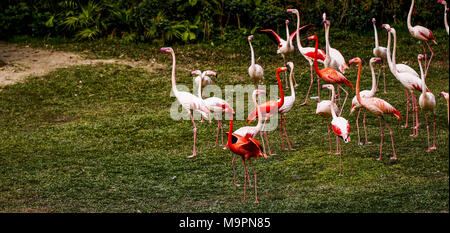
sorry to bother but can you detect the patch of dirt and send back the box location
[0,41,165,86]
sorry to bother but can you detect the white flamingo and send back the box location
[372,18,388,93]
[323,13,349,74]
[160,47,211,158]
[278,62,296,151]
[247,35,264,88]
[438,0,449,34]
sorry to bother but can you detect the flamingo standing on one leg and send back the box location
[316,85,339,154]
[417,54,437,152]
[248,35,264,88]
[308,34,354,116]
[322,84,353,176]
[287,8,326,105]
[440,92,449,124]
[407,0,438,78]
[350,57,382,146]
[224,109,267,204]
[160,47,211,158]
[246,67,288,156]
[278,62,296,151]
[349,57,402,161]
[383,25,424,136]
[372,18,388,93]
[232,89,266,187]
[438,0,449,34]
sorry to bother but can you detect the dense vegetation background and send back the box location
[0,0,445,44]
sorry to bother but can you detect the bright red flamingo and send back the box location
[225,108,267,204]
[287,8,326,105]
[350,57,402,161]
[308,34,354,115]
[322,84,353,176]
[417,54,437,152]
[246,67,288,156]
[160,47,211,158]
[407,0,437,78]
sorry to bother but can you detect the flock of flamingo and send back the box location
[159,0,449,203]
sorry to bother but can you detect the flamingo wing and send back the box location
[259,29,282,47]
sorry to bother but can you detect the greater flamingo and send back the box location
[440,92,449,123]
[160,47,211,158]
[372,18,388,93]
[350,57,381,146]
[192,69,217,123]
[322,13,349,74]
[287,8,326,105]
[322,84,352,176]
[316,85,339,154]
[278,62,296,151]
[308,34,354,115]
[248,35,264,88]
[389,26,419,77]
[225,108,267,204]
[350,57,402,161]
[417,54,437,152]
[438,0,449,34]
[246,67,288,156]
[407,0,437,78]
[384,25,425,136]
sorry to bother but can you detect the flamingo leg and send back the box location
[363,110,371,144]
[338,137,342,176]
[264,118,276,156]
[280,115,286,150]
[402,88,410,128]
[220,118,225,146]
[248,159,259,204]
[317,76,321,102]
[327,119,333,154]
[292,67,299,87]
[376,63,382,92]
[356,109,362,146]
[424,111,431,152]
[411,92,419,136]
[259,120,268,157]
[282,54,289,89]
[338,84,349,116]
[422,43,428,77]
[232,154,240,187]
[301,65,314,106]
[425,41,434,79]
[431,113,437,150]
[345,143,354,174]
[383,61,387,94]
[242,157,248,201]
[383,118,397,160]
[282,115,295,150]
[188,112,197,158]
[214,118,220,147]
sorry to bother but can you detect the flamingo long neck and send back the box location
[294,12,303,49]
[253,92,263,132]
[285,22,290,41]
[277,69,285,108]
[407,0,414,31]
[169,50,178,94]
[355,61,364,107]
[373,22,379,48]
[312,38,322,76]
[391,29,398,69]
[418,58,427,97]
[385,29,397,74]
[289,67,295,98]
[325,23,331,64]
[197,72,204,98]
[249,40,255,67]
[444,4,449,34]
[330,86,337,119]
[369,61,377,95]
[226,113,234,148]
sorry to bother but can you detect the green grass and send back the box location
[0,27,448,212]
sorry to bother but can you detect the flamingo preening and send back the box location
[160,47,211,158]
[225,102,267,204]
[384,25,424,136]
[417,54,437,152]
[407,0,437,78]
[278,62,296,151]
[350,57,402,161]
[308,34,354,115]
[248,35,264,88]
[438,0,449,34]
[232,89,266,187]
[246,67,288,156]
[322,84,353,176]
[440,92,449,124]
[350,57,381,146]
[287,8,326,105]
[316,85,339,154]
[372,18,388,93]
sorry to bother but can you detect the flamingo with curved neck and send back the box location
[372,18,388,93]
[438,0,449,34]
[248,35,264,88]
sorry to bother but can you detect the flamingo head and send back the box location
[307,35,318,41]
[287,9,298,14]
[322,19,330,25]
[286,61,294,70]
[382,24,391,31]
[370,57,382,64]
[322,84,334,91]
[222,104,234,114]
[285,20,289,25]
[322,12,327,20]
[191,70,202,76]
[372,18,376,23]
[159,47,172,53]
[440,92,449,98]
[350,103,357,114]
[204,70,217,77]
[349,57,362,65]
[438,0,447,5]
[248,35,254,41]
[418,54,425,60]
[277,67,288,73]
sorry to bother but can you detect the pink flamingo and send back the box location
[225,103,267,204]
[384,25,425,136]
[407,0,438,78]
[308,34,354,115]
[316,85,339,154]
[232,89,266,187]
[438,0,449,34]
[417,54,437,152]
[192,69,217,123]
[248,35,264,88]
[322,13,349,74]
[349,57,402,161]
[322,84,352,176]
[278,62,296,151]
[440,92,449,124]
[372,18,388,93]
[160,47,211,158]
[287,8,326,105]
[246,67,288,156]
[350,57,381,146]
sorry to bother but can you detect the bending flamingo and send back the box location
[438,0,449,34]
[287,8,326,105]
[248,35,264,88]
[225,107,267,204]
[350,57,381,146]
[316,85,339,154]
[246,67,288,156]
[417,54,437,152]
[349,57,402,161]
[372,18,388,93]
[160,47,210,158]
[278,62,296,151]
[407,0,437,78]
[322,84,352,176]
[440,92,449,123]
[308,34,354,115]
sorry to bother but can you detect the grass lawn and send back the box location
[0,26,448,212]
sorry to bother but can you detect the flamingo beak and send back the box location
[375,58,382,62]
